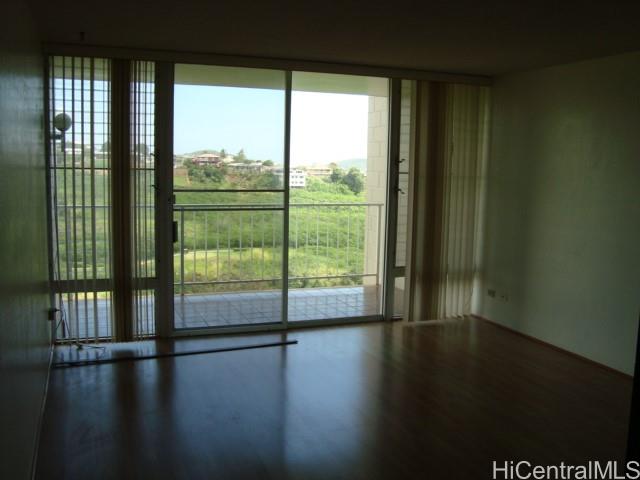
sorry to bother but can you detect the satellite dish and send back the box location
[53,113,72,133]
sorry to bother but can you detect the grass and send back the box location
[174,241,366,294]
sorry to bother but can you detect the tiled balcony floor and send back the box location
[60,286,381,339]
[175,285,381,329]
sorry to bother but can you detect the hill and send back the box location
[337,158,366,172]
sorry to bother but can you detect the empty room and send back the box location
[1,0,639,478]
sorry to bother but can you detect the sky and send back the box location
[173,85,368,166]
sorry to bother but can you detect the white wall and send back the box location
[476,51,640,374]
[0,1,50,477]
[364,96,388,285]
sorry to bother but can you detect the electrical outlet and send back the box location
[499,293,509,302]
[487,289,496,298]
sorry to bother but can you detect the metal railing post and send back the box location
[180,208,185,295]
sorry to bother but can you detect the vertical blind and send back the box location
[408,82,490,320]
[48,56,157,342]
[131,61,156,338]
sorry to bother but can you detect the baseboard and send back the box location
[30,343,54,480]
[471,314,633,380]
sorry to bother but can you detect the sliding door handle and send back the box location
[172,221,178,243]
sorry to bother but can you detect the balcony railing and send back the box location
[174,202,383,294]
[50,202,384,294]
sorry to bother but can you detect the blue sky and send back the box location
[174,85,368,166]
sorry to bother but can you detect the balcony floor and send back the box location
[60,286,381,339]
[176,285,380,329]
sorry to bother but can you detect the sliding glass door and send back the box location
[170,64,287,331]
[287,72,389,323]
[166,66,393,333]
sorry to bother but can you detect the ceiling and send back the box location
[29,0,640,76]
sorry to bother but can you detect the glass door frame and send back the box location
[383,78,403,320]
[155,63,401,337]
[383,78,416,320]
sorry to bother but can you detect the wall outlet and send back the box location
[499,293,509,302]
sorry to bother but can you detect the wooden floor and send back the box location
[37,318,632,479]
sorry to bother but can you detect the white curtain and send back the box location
[407,82,490,320]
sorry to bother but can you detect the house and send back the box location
[192,153,221,165]
[3,0,640,479]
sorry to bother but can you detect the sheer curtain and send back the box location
[407,82,490,321]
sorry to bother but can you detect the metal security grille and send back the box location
[131,61,156,338]
[48,56,114,342]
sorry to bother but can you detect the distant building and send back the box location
[273,168,306,188]
[192,153,221,165]
[227,162,263,172]
[290,169,306,187]
[305,166,333,178]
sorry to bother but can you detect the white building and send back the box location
[273,168,307,188]
[290,169,306,188]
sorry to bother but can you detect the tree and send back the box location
[262,160,274,167]
[341,168,365,195]
[203,165,225,183]
[236,149,247,162]
[219,148,227,158]
[187,164,204,182]
[255,171,280,189]
[330,167,345,183]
